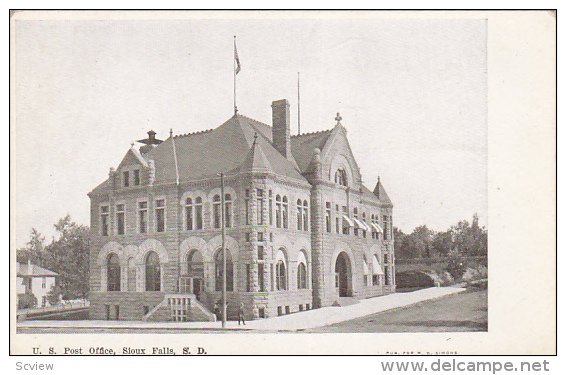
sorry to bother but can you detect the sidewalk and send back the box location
[17,287,465,332]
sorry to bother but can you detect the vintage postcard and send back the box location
[9,10,556,355]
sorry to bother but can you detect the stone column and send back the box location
[310,149,326,308]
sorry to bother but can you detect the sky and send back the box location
[13,15,487,247]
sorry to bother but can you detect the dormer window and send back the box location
[335,168,347,186]
[133,169,140,186]
[123,171,130,187]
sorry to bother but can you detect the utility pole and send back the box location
[220,172,227,328]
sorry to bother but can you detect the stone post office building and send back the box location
[88,100,395,321]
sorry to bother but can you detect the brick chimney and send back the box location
[272,99,291,159]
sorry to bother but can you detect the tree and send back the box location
[451,214,487,257]
[46,284,63,306]
[432,230,453,257]
[17,228,46,264]
[46,215,90,299]
[407,225,434,258]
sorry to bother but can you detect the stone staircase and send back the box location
[332,297,360,307]
[142,294,216,322]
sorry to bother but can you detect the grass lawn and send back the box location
[307,286,487,333]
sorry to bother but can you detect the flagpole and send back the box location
[221,172,226,328]
[233,35,237,115]
[297,72,301,135]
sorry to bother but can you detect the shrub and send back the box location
[17,292,37,309]
[446,258,466,281]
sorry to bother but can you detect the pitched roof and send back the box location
[235,136,273,174]
[371,180,393,205]
[290,129,333,173]
[17,263,58,277]
[144,114,307,183]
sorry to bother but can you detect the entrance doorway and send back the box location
[335,252,352,297]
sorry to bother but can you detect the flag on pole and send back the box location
[234,39,241,75]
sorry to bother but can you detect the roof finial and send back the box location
[170,128,173,138]
[378,175,381,184]
[335,112,342,125]
[130,142,135,149]
[252,132,258,146]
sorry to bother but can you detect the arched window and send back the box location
[275,249,287,290]
[275,195,282,228]
[282,196,289,229]
[335,168,347,186]
[303,200,309,231]
[224,193,232,228]
[276,261,286,290]
[185,197,193,230]
[195,197,203,229]
[296,199,303,230]
[187,250,204,277]
[215,249,233,291]
[107,253,121,292]
[145,251,161,292]
[297,263,307,289]
[213,194,221,229]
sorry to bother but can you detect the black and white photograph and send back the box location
[9,10,556,356]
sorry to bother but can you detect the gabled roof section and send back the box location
[145,114,307,183]
[290,129,332,173]
[117,147,149,170]
[17,263,58,277]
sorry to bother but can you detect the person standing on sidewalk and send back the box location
[238,302,246,325]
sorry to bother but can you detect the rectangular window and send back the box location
[185,204,193,230]
[195,201,203,229]
[285,306,290,314]
[306,304,310,310]
[133,169,140,186]
[257,245,264,260]
[138,201,148,234]
[123,171,130,187]
[276,200,282,228]
[372,274,379,286]
[325,202,331,233]
[213,201,221,229]
[245,189,250,225]
[115,305,120,320]
[246,264,251,292]
[257,189,264,225]
[299,304,304,311]
[297,204,302,231]
[225,200,232,228]
[143,306,150,315]
[384,266,390,285]
[277,306,282,316]
[342,206,349,235]
[41,277,46,289]
[116,204,125,235]
[155,199,165,232]
[258,307,265,318]
[335,204,340,234]
[105,305,111,320]
[353,208,359,236]
[283,200,288,229]
[258,263,265,292]
[257,232,264,242]
[268,190,273,226]
[100,205,109,236]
